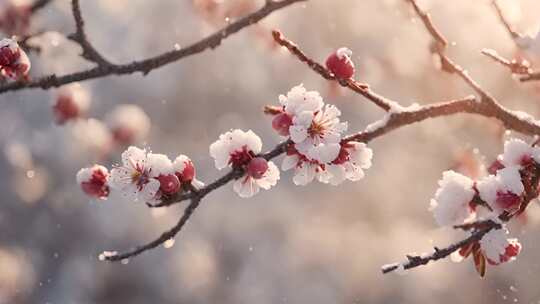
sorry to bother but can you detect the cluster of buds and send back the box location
[78,85,375,200]
[51,83,90,125]
[51,85,151,156]
[104,104,151,146]
[0,1,31,36]
[77,146,201,203]
[266,84,372,186]
[0,38,30,80]
[430,138,540,276]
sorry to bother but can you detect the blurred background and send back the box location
[2,0,540,303]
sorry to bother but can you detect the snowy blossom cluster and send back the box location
[268,84,372,186]
[429,138,540,275]
[0,38,30,80]
[77,146,201,203]
[50,83,151,155]
[77,85,375,201]
[209,129,280,198]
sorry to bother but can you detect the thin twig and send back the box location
[491,0,522,40]
[104,21,540,263]
[0,0,306,94]
[30,0,53,14]
[104,141,290,261]
[272,30,392,112]
[381,223,501,274]
[379,0,540,274]
[480,48,532,75]
[67,0,111,66]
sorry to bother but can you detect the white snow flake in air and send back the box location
[429,170,476,226]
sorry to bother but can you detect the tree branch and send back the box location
[491,0,522,41]
[480,48,532,75]
[381,223,501,274]
[379,0,540,274]
[0,0,306,94]
[30,0,53,14]
[272,30,392,112]
[67,0,111,66]
[102,9,540,263]
[103,141,290,261]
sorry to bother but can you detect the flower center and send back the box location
[229,145,254,168]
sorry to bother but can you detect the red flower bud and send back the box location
[325,47,355,79]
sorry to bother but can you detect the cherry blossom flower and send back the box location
[51,83,90,125]
[105,104,150,146]
[325,47,355,79]
[279,84,324,117]
[209,129,279,197]
[0,38,30,80]
[477,166,524,213]
[451,228,521,277]
[429,170,476,226]
[147,153,181,196]
[480,228,521,265]
[291,104,348,163]
[319,142,373,185]
[109,146,161,203]
[281,144,326,186]
[173,154,204,188]
[76,164,109,199]
[270,85,348,163]
[270,84,324,136]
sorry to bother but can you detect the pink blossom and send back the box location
[76,165,109,199]
[209,129,279,197]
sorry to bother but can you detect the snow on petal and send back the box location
[429,171,476,227]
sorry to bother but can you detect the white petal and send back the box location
[244,130,262,154]
[137,178,161,202]
[256,161,280,189]
[233,175,260,198]
[209,140,230,170]
[324,164,347,185]
[122,146,147,168]
[290,125,308,144]
[147,153,173,177]
[350,143,373,169]
[172,154,190,173]
[292,163,316,186]
[498,166,524,195]
[108,167,133,190]
[282,154,299,171]
[309,143,341,164]
[344,162,365,181]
